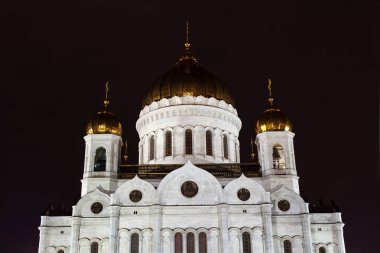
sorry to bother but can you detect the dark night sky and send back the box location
[0,0,379,252]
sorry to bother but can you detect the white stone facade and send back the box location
[136,96,241,164]
[38,96,346,253]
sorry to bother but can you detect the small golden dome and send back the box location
[255,79,293,134]
[86,82,123,136]
[142,22,235,108]
[86,110,123,136]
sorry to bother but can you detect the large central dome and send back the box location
[141,44,235,108]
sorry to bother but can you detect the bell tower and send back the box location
[255,79,299,193]
[81,82,124,196]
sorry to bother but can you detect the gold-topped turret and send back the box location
[255,78,293,134]
[86,81,123,136]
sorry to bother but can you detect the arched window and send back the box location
[284,240,292,253]
[242,232,251,253]
[187,233,195,253]
[149,136,155,160]
[57,250,64,253]
[273,144,286,169]
[185,129,193,154]
[175,233,183,253]
[199,232,207,253]
[131,233,139,253]
[94,147,106,171]
[319,247,326,253]
[223,134,229,159]
[165,131,172,156]
[91,242,99,253]
[206,130,213,155]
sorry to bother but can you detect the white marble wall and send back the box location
[39,163,345,253]
[136,96,241,164]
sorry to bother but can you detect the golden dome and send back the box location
[255,79,293,134]
[86,110,123,136]
[86,82,123,136]
[142,22,235,108]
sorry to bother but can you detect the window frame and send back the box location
[206,130,213,156]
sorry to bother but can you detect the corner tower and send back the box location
[82,82,124,196]
[136,22,242,164]
[255,79,299,193]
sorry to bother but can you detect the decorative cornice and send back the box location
[140,96,238,117]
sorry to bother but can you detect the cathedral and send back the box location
[37,26,346,253]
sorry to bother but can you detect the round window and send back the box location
[278,199,290,211]
[91,202,103,214]
[181,181,198,198]
[129,190,143,203]
[237,188,250,201]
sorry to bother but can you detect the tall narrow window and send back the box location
[242,232,251,253]
[94,147,106,171]
[91,242,99,253]
[131,233,139,253]
[199,232,207,253]
[187,233,195,253]
[149,136,155,160]
[175,233,183,253]
[206,130,213,155]
[166,131,172,156]
[273,144,286,169]
[223,134,229,159]
[319,247,326,253]
[284,240,292,253]
[185,129,193,154]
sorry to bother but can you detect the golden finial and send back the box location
[250,138,255,162]
[104,81,110,109]
[267,78,274,106]
[184,20,191,51]
[123,140,128,163]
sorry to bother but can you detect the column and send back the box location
[70,216,81,253]
[261,204,274,253]
[173,126,184,159]
[194,233,199,253]
[272,237,281,253]
[38,226,47,253]
[118,231,130,253]
[109,204,120,253]
[139,142,143,164]
[229,229,240,253]
[300,214,312,253]
[235,139,240,163]
[238,234,243,253]
[182,234,187,253]
[228,134,235,162]
[156,129,164,161]
[218,205,230,253]
[143,135,149,164]
[335,223,346,253]
[251,231,264,253]
[150,206,162,253]
[210,229,219,253]
[142,230,153,253]
[162,230,171,253]
[193,126,204,156]
[214,129,222,161]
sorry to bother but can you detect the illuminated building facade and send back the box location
[38,26,346,253]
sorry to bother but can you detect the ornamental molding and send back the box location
[140,96,238,117]
[136,103,242,135]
